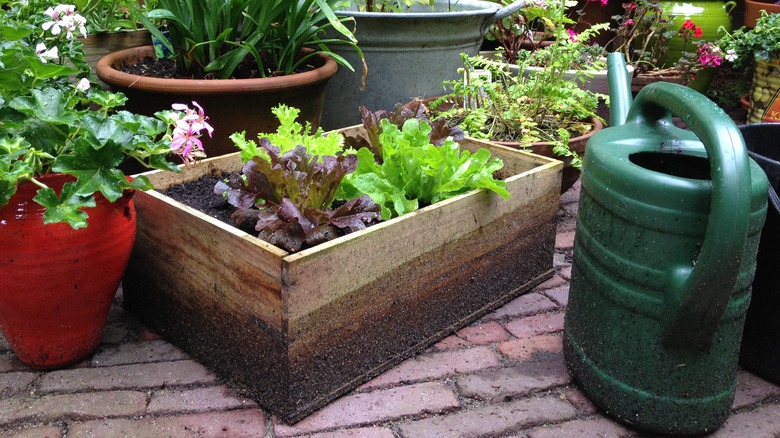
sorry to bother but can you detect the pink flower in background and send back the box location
[697,43,723,67]
[567,29,579,42]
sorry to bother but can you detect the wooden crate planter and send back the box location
[122,133,562,423]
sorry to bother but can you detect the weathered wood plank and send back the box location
[126,189,285,330]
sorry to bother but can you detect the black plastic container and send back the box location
[739,123,780,384]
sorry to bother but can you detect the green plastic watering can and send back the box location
[563,53,768,435]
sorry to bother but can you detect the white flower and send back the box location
[42,4,87,39]
[35,43,59,63]
[75,78,91,92]
[725,49,738,62]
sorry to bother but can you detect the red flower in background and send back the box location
[679,19,703,40]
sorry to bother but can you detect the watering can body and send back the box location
[563,80,768,435]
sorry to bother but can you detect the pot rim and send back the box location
[96,45,338,94]
[336,0,501,18]
[494,117,604,149]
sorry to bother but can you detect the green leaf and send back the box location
[52,139,127,202]
[9,88,78,125]
[33,182,96,229]
[25,56,80,80]
[80,113,137,148]
[339,119,508,218]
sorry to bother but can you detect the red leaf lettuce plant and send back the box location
[214,141,380,252]
[215,105,381,252]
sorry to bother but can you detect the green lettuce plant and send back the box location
[0,1,208,228]
[229,104,348,163]
[337,118,510,220]
[345,100,465,163]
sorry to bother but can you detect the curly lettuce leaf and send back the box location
[339,118,508,220]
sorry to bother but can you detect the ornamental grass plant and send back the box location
[131,0,364,79]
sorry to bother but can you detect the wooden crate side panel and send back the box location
[125,190,285,330]
[283,157,561,326]
[123,260,291,407]
[274,181,560,421]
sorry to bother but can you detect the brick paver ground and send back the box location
[2,181,779,437]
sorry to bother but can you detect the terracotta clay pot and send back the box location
[744,0,780,28]
[496,118,604,193]
[0,174,136,369]
[631,70,689,94]
[79,30,151,74]
[96,45,338,158]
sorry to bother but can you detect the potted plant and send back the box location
[319,0,530,130]
[121,101,563,422]
[428,15,608,193]
[744,0,780,28]
[482,0,564,62]
[95,0,363,157]
[607,0,728,92]
[480,0,624,95]
[76,0,157,72]
[0,1,209,369]
[716,11,780,122]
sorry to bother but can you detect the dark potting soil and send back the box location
[161,173,255,235]
[159,174,363,248]
[120,56,314,80]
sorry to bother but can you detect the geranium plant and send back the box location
[131,0,364,79]
[485,0,578,63]
[606,0,719,78]
[0,1,208,228]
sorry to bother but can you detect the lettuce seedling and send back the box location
[229,104,348,163]
[345,100,465,163]
[338,118,509,220]
[214,138,381,252]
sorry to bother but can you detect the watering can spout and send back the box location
[607,53,632,127]
[484,0,531,32]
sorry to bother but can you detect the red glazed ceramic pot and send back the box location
[0,174,136,369]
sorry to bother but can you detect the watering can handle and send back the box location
[486,0,531,27]
[627,82,752,351]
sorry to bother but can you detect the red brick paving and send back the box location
[2,181,780,437]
